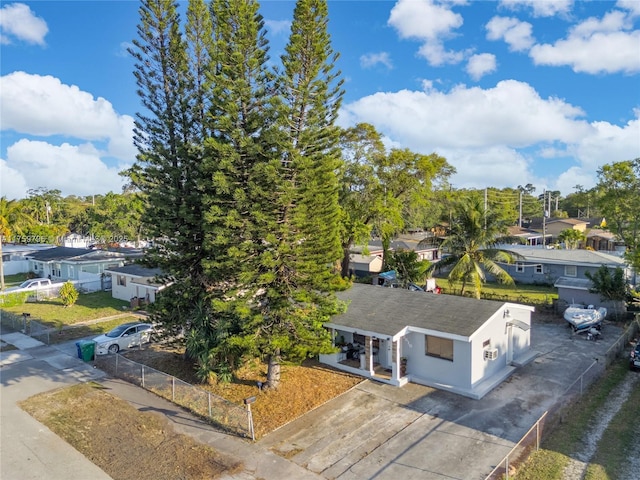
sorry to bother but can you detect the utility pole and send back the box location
[484,187,488,230]
[542,189,547,248]
[518,189,523,228]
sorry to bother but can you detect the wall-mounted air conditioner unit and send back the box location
[484,348,498,360]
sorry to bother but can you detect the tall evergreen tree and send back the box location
[128,0,207,327]
[233,0,347,389]
[190,0,279,380]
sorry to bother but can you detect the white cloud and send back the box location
[0,71,136,160]
[575,116,640,171]
[340,81,639,194]
[617,0,640,17]
[466,53,497,80]
[0,158,30,199]
[3,139,129,197]
[388,0,464,66]
[530,10,640,74]
[0,3,48,45]
[360,52,393,70]
[264,19,291,36]
[499,0,573,18]
[440,145,538,190]
[341,80,590,150]
[554,166,596,196]
[486,16,535,51]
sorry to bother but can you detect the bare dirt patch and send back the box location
[20,382,242,480]
[123,344,364,438]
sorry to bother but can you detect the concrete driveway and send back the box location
[259,320,623,480]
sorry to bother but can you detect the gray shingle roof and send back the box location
[501,246,625,266]
[332,283,504,338]
[105,264,164,277]
[27,247,93,261]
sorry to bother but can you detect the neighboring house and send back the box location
[320,284,535,399]
[585,229,624,254]
[528,218,588,241]
[0,244,55,275]
[104,265,168,304]
[507,226,552,246]
[26,247,143,292]
[500,246,628,287]
[359,234,443,263]
[347,254,383,278]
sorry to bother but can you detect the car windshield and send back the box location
[106,325,133,338]
[19,280,34,288]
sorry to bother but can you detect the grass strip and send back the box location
[513,360,630,479]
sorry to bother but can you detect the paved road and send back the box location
[0,330,321,480]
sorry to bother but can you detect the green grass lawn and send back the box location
[435,278,557,305]
[2,273,29,286]
[2,291,130,327]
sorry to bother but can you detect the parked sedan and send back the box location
[93,322,153,355]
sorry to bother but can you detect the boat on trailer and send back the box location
[563,304,607,332]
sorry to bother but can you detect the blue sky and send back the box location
[1,0,639,200]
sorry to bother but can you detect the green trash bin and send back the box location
[78,340,95,361]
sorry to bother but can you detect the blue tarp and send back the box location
[378,270,397,280]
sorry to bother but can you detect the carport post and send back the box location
[505,455,509,479]
[141,365,145,388]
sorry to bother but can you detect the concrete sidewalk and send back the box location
[0,330,321,480]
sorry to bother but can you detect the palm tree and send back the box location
[430,197,520,299]
[0,197,35,290]
[557,228,585,249]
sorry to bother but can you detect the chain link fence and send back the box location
[0,310,53,344]
[485,315,640,480]
[95,353,252,439]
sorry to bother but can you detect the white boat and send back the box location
[563,304,607,332]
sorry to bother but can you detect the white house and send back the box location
[104,264,168,304]
[320,284,536,399]
[1,244,55,275]
[26,247,142,292]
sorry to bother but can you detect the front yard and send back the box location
[2,291,129,326]
[123,345,364,439]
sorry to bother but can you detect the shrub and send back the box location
[59,281,79,307]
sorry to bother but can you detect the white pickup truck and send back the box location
[5,278,52,291]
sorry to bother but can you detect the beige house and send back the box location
[348,254,383,278]
[529,218,588,240]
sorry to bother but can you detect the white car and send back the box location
[93,322,153,355]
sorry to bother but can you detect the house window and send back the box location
[425,335,454,361]
[118,275,127,286]
[535,264,543,274]
[53,263,61,277]
[565,265,577,277]
[515,262,524,273]
[34,263,38,271]
[482,339,491,348]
